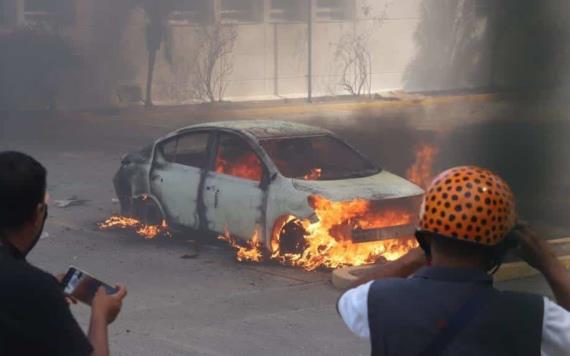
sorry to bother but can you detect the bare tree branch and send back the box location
[193,21,237,102]
[335,32,372,97]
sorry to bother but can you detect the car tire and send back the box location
[133,197,164,226]
[277,219,308,255]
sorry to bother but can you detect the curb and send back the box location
[70,92,502,123]
[332,237,570,290]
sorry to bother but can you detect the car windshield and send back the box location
[260,135,379,180]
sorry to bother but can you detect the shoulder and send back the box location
[368,277,418,301]
[541,297,570,355]
[339,281,373,308]
[1,260,63,301]
[498,289,545,301]
[370,277,413,289]
[494,289,545,315]
[338,281,373,339]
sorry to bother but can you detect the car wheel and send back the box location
[133,197,164,226]
[277,219,309,255]
[113,169,132,215]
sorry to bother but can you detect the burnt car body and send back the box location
[113,120,424,253]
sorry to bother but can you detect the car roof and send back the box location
[178,120,333,139]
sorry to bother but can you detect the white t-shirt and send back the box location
[338,281,570,355]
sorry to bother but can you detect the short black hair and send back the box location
[427,232,508,272]
[0,151,46,229]
[430,234,494,260]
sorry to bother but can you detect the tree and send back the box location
[332,2,389,97]
[141,0,173,108]
[192,21,238,102]
[334,32,372,97]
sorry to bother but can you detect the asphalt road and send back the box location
[2,96,568,355]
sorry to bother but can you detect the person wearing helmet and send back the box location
[337,166,570,356]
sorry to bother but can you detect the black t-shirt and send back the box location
[0,245,93,356]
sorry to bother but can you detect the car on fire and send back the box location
[113,120,424,258]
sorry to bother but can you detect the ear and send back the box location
[32,203,46,227]
[415,231,432,259]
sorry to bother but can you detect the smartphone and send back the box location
[60,266,118,305]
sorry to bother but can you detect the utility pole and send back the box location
[307,0,313,103]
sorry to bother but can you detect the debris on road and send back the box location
[54,195,89,208]
[180,254,198,259]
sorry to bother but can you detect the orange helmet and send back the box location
[418,166,516,246]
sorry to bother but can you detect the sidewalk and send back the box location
[65,92,497,124]
[59,89,569,134]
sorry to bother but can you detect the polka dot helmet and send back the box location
[418,166,517,246]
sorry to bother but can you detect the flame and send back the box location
[221,196,417,271]
[98,216,171,239]
[304,168,322,180]
[271,196,416,271]
[218,228,263,262]
[406,143,438,189]
[215,151,262,181]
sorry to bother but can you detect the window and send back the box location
[175,133,210,167]
[158,132,210,168]
[474,0,491,17]
[260,135,378,180]
[158,138,178,163]
[269,0,306,22]
[169,0,211,24]
[316,0,354,22]
[0,0,4,25]
[215,134,263,182]
[25,0,57,12]
[24,0,57,24]
[221,0,262,23]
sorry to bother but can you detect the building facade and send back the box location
[1,0,568,109]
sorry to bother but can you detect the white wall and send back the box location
[149,0,430,104]
[36,0,570,108]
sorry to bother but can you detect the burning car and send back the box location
[111,120,424,270]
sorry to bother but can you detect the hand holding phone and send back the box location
[92,284,127,324]
[61,266,118,306]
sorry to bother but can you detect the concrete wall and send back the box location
[149,0,430,103]
[4,0,569,108]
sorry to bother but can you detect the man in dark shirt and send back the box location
[0,151,127,356]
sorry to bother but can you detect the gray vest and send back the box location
[367,267,543,356]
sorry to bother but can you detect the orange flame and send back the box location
[98,216,171,239]
[215,152,262,181]
[406,143,438,189]
[218,228,263,262]
[304,168,322,180]
[271,196,416,271]
[222,196,417,271]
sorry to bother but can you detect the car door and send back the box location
[150,131,211,229]
[203,132,266,241]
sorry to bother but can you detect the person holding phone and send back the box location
[338,166,570,356]
[0,151,127,356]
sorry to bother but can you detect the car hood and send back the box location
[291,170,424,201]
